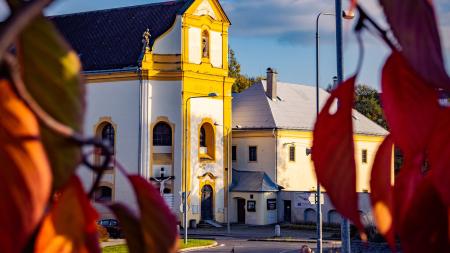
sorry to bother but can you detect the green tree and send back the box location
[228,48,262,93]
[354,84,388,130]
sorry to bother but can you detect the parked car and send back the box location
[97,219,122,238]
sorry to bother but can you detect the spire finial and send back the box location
[142,28,151,50]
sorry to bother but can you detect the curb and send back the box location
[179,241,218,252]
[248,238,340,244]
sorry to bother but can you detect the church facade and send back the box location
[52,0,234,224]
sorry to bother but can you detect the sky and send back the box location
[0,0,449,90]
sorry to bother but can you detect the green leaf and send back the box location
[18,15,85,190]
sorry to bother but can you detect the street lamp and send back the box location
[183,92,218,244]
[315,10,354,253]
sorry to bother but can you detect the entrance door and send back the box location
[237,199,246,224]
[201,185,213,220]
[284,200,292,223]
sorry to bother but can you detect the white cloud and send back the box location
[221,0,386,45]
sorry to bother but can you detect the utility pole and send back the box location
[335,0,351,252]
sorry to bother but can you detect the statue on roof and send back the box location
[142,28,151,51]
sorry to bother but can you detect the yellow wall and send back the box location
[232,129,388,193]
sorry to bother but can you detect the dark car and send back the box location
[98,219,122,238]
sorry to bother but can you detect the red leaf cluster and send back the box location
[312,76,364,232]
[313,1,450,251]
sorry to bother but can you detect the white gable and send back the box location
[193,0,217,20]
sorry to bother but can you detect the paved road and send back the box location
[193,237,324,253]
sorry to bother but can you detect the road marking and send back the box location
[219,244,225,247]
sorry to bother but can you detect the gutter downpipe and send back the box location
[271,128,278,222]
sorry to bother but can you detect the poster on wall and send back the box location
[294,193,314,208]
[247,200,256,212]
[267,199,277,210]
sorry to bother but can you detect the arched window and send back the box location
[101,123,115,154]
[201,30,209,58]
[153,122,172,146]
[199,122,215,159]
[94,186,112,202]
[304,208,316,223]
[328,210,342,225]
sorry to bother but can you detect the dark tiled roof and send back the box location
[230,169,281,192]
[50,1,189,71]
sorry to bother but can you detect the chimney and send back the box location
[266,67,278,100]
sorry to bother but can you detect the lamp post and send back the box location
[315,10,354,253]
[183,92,218,244]
[335,3,354,252]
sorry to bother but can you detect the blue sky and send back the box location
[1,0,449,90]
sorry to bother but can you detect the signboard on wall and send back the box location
[294,193,323,208]
[267,199,277,210]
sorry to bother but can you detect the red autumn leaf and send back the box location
[128,175,179,253]
[108,203,145,253]
[381,52,440,159]
[312,76,363,231]
[428,107,450,205]
[35,176,100,253]
[393,161,423,231]
[379,0,450,91]
[0,80,52,253]
[369,135,395,250]
[399,178,449,252]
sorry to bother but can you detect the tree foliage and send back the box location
[228,48,262,93]
[354,84,388,129]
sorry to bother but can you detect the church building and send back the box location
[51,0,234,225]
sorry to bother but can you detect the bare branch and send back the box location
[0,0,54,60]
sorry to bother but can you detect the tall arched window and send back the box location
[101,123,115,154]
[199,122,215,160]
[95,121,116,169]
[153,122,172,146]
[201,30,209,58]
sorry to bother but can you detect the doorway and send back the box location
[284,200,291,223]
[201,185,213,220]
[237,198,246,224]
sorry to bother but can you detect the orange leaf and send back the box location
[35,176,100,253]
[399,178,449,252]
[429,107,450,205]
[369,135,395,250]
[128,175,179,253]
[312,76,363,231]
[0,80,52,253]
[381,52,440,159]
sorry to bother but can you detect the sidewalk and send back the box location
[183,224,338,241]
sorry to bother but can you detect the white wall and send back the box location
[80,80,141,216]
[209,30,222,68]
[189,97,225,222]
[229,192,277,225]
[145,80,183,214]
[188,27,201,64]
[152,16,182,54]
